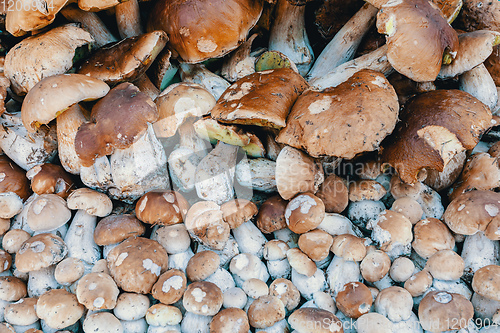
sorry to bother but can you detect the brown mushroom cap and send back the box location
[390,197,423,224]
[315,174,349,213]
[367,210,413,253]
[269,278,300,311]
[135,191,189,226]
[349,179,387,202]
[277,70,398,159]
[67,187,113,217]
[186,251,220,282]
[36,289,85,330]
[0,155,31,200]
[107,237,168,294]
[0,277,27,302]
[55,257,85,285]
[151,268,187,304]
[4,297,38,326]
[183,281,223,316]
[298,229,334,262]
[221,199,258,229]
[263,240,289,261]
[457,0,500,32]
[15,233,67,273]
[376,0,458,81]
[211,68,308,129]
[256,195,288,234]
[26,163,74,199]
[210,307,250,333]
[412,218,455,259]
[443,190,500,237]
[5,0,68,36]
[184,200,230,250]
[0,250,13,273]
[247,295,286,329]
[360,249,391,282]
[26,193,72,232]
[418,290,474,332]
[289,308,343,333]
[331,234,368,262]
[78,31,168,85]
[21,74,110,133]
[285,192,325,234]
[148,0,263,63]
[94,214,145,246]
[425,249,465,280]
[381,90,492,184]
[404,270,433,297]
[2,229,31,254]
[286,247,317,277]
[472,265,500,301]
[76,272,119,311]
[75,82,158,167]
[336,282,373,319]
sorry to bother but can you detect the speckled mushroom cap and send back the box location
[183,281,223,316]
[0,277,27,302]
[26,163,74,199]
[83,312,123,333]
[356,312,393,333]
[67,188,113,217]
[278,70,398,159]
[36,289,85,330]
[55,257,85,285]
[336,282,373,319]
[76,272,119,310]
[26,194,72,232]
[0,250,11,273]
[0,155,31,200]
[106,237,168,294]
[184,200,230,250]
[285,192,325,234]
[256,195,288,234]
[457,0,500,32]
[114,292,150,321]
[366,210,413,254]
[381,90,492,184]
[418,290,474,332]
[247,295,286,329]
[289,308,343,333]
[148,0,263,63]
[331,234,368,262]
[21,74,110,133]
[412,218,455,259]
[94,214,146,246]
[135,191,189,226]
[472,265,500,301]
[15,233,67,273]
[443,190,500,239]
[221,199,258,229]
[4,297,38,326]
[391,197,423,224]
[315,174,349,214]
[263,240,289,261]
[211,68,308,129]
[186,251,220,282]
[404,270,433,297]
[151,269,187,305]
[210,307,250,333]
[298,229,333,262]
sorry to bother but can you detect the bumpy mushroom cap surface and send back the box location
[148,0,263,63]
[211,68,308,129]
[94,214,145,246]
[277,70,398,159]
[135,191,189,226]
[36,289,85,330]
[472,265,500,301]
[457,0,500,32]
[382,90,492,184]
[15,233,67,272]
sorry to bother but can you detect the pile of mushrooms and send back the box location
[0,0,500,332]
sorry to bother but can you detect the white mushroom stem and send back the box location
[11,322,41,332]
[461,231,500,281]
[167,248,194,273]
[120,318,147,333]
[11,193,37,233]
[27,265,60,297]
[459,63,498,110]
[232,221,268,259]
[148,325,181,333]
[291,268,327,300]
[307,3,379,81]
[57,104,86,175]
[432,279,472,300]
[181,312,212,333]
[115,0,143,39]
[197,236,239,268]
[221,34,258,82]
[268,0,314,76]
[326,256,362,297]
[179,64,231,100]
[60,4,118,47]
[80,156,114,193]
[235,157,277,193]
[267,259,292,280]
[204,267,236,293]
[309,44,393,89]
[472,293,500,322]
[64,210,101,273]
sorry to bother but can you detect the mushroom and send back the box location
[288,308,343,333]
[390,256,415,283]
[54,257,85,286]
[331,234,368,262]
[285,192,325,234]
[5,0,68,36]
[94,214,145,256]
[235,157,277,193]
[425,249,465,281]
[151,224,191,255]
[25,194,71,233]
[404,270,433,297]
[0,276,27,302]
[76,272,119,310]
[472,265,500,302]
[316,174,349,214]
[286,248,317,277]
[83,312,123,333]
[210,308,250,333]
[326,255,361,297]
[0,155,31,219]
[184,201,231,250]
[26,163,74,199]
[135,190,189,226]
[360,249,391,283]
[179,63,231,100]
[247,295,286,329]
[230,253,269,287]
[114,292,150,322]
[355,312,394,333]
[146,303,181,327]
[336,281,373,319]
[256,196,288,234]
[374,286,413,322]
[4,297,38,327]
[183,281,223,316]
[390,197,424,224]
[36,289,84,330]
[221,34,259,83]
[151,269,187,305]
[366,210,413,259]
[298,229,334,262]
[461,231,500,282]
[412,218,455,259]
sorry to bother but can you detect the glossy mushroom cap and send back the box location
[26,163,74,199]
[135,191,189,226]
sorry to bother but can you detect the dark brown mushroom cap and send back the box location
[289,308,343,333]
[210,308,250,333]
[315,174,349,213]
[457,0,500,32]
[221,199,258,229]
[314,0,366,40]
[256,195,288,234]
[381,90,492,184]
[376,0,459,82]
[418,291,474,332]
[15,233,67,272]
[135,191,189,226]
[78,31,168,85]
[26,163,74,199]
[75,82,158,167]
[94,214,145,246]
[443,190,500,237]
[277,70,398,159]
[211,68,309,129]
[0,155,30,200]
[147,0,263,63]
[107,237,168,294]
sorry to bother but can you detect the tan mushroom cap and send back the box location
[5,0,68,36]
[135,191,189,226]
[289,308,343,333]
[107,237,168,294]
[489,140,500,158]
[153,82,215,138]
[404,270,433,297]
[26,163,74,199]
[331,234,367,262]
[2,229,30,254]
[269,278,300,311]
[94,214,145,246]
[76,272,119,310]
[0,323,15,333]
[184,200,230,250]
[4,297,38,326]
[21,74,110,133]
[443,190,500,238]
[26,194,72,232]
[298,229,333,262]
[286,248,317,277]
[183,281,223,316]
[382,90,492,184]
[15,233,68,273]
[78,31,168,85]
[67,188,112,217]
[368,210,413,253]
[0,154,31,201]
[360,249,391,282]
[247,295,286,329]
[36,289,85,330]
[412,218,455,259]
[0,250,11,273]
[186,251,220,282]
[148,0,263,63]
[75,82,158,167]
[390,256,415,283]
[55,257,85,285]
[221,199,258,229]
[356,312,393,333]
[210,307,250,333]
[242,278,269,299]
[418,290,474,332]
[472,265,500,301]
[315,174,349,213]
[0,277,27,302]
[256,195,288,234]
[336,282,372,319]
[391,197,423,224]
[83,312,123,333]
[277,70,398,159]
[285,192,325,234]
[146,303,182,326]
[425,249,465,281]
[263,240,289,261]
[151,269,187,304]
[348,180,387,202]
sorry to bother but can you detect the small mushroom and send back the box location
[412,218,455,259]
[285,192,325,234]
[26,163,74,199]
[247,295,286,329]
[472,265,500,302]
[182,281,223,316]
[151,269,187,305]
[76,272,119,310]
[184,201,230,250]
[210,308,250,333]
[36,289,84,330]
[135,191,189,226]
[288,308,343,333]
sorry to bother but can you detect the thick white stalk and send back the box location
[28,266,60,297]
[179,64,230,100]
[232,221,267,259]
[461,231,500,281]
[80,156,113,192]
[459,63,498,110]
